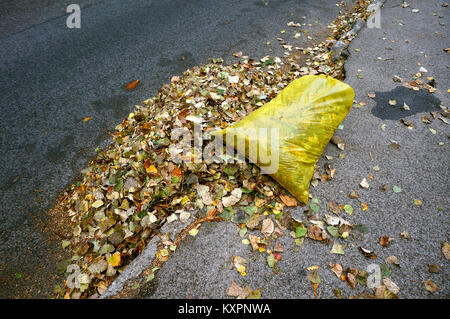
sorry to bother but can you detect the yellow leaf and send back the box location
[108,252,121,267]
[82,117,92,122]
[189,228,199,237]
[146,165,158,175]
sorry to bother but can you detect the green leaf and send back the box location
[393,185,402,193]
[327,226,339,237]
[62,240,71,249]
[307,271,321,284]
[381,264,392,277]
[247,289,262,299]
[310,204,319,213]
[331,242,345,255]
[343,204,353,215]
[355,224,369,234]
[146,273,155,282]
[267,254,276,268]
[295,227,307,238]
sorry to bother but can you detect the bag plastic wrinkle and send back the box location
[212,74,354,204]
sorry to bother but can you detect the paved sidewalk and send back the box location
[125,0,449,299]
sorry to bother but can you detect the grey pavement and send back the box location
[128,0,449,299]
[0,0,350,298]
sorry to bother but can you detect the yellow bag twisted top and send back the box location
[212,74,354,205]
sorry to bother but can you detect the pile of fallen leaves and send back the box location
[54,1,373,299]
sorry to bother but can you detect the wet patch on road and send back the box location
[45,135,75,164]
[91,94,129,120]
[371,86,441,120]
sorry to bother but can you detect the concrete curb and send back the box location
[331,0,387,61]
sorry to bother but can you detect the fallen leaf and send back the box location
[331,242,345,255]
[233,256,247,276]
[189,228,199,237]
[280,195,297,207]
[125,79,139,90]
[393,185,402,193]
[222,188,242,207]
[108,252,121,267]
[261,219,274,237]
[359,247,377,258]
[331,135,345,150]
[227,281,249,299]
[379,236,394,247]
[146,165,158,175]
[389,99,397,106]
[383,278,400,294]
[424,280,439,293]
[386,256,400,267]
[360,178,370,189]
[442,242,450,260]
[327,201,341,215]
[92,200,104,208]
[428,264,439,273]
[329,262,343,277]
[343,204,353,215]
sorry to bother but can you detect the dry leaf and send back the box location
[424,280,439,293]
[329,262,343,278]
[280,195,297,207]
[261,219,274,237]
[125,79,140,90]
[379,236,394,247]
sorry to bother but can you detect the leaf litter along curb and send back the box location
[52,1,384,299]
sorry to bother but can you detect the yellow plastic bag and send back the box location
[212,74,354,204]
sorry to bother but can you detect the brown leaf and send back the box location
[278,211,292,229]
[327,201,341,215]
[125,79,140,90]
[207,208,217,219]
[424,280,439,293]
[348,191,358,199]
[359,247,377,259]
[329,262,343,278]
[331,135,345,150]
[227,281,249,299]
[347,272,357,289]
[280,195,297,207]
[261,219,274,237]
[307,225,323,241]
[428,264,439,273]
[312,283,319,299]
[273,240,284,252]
[379,236,394,247]
[442,242,450,260]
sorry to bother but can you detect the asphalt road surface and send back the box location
[0,0,348,298]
